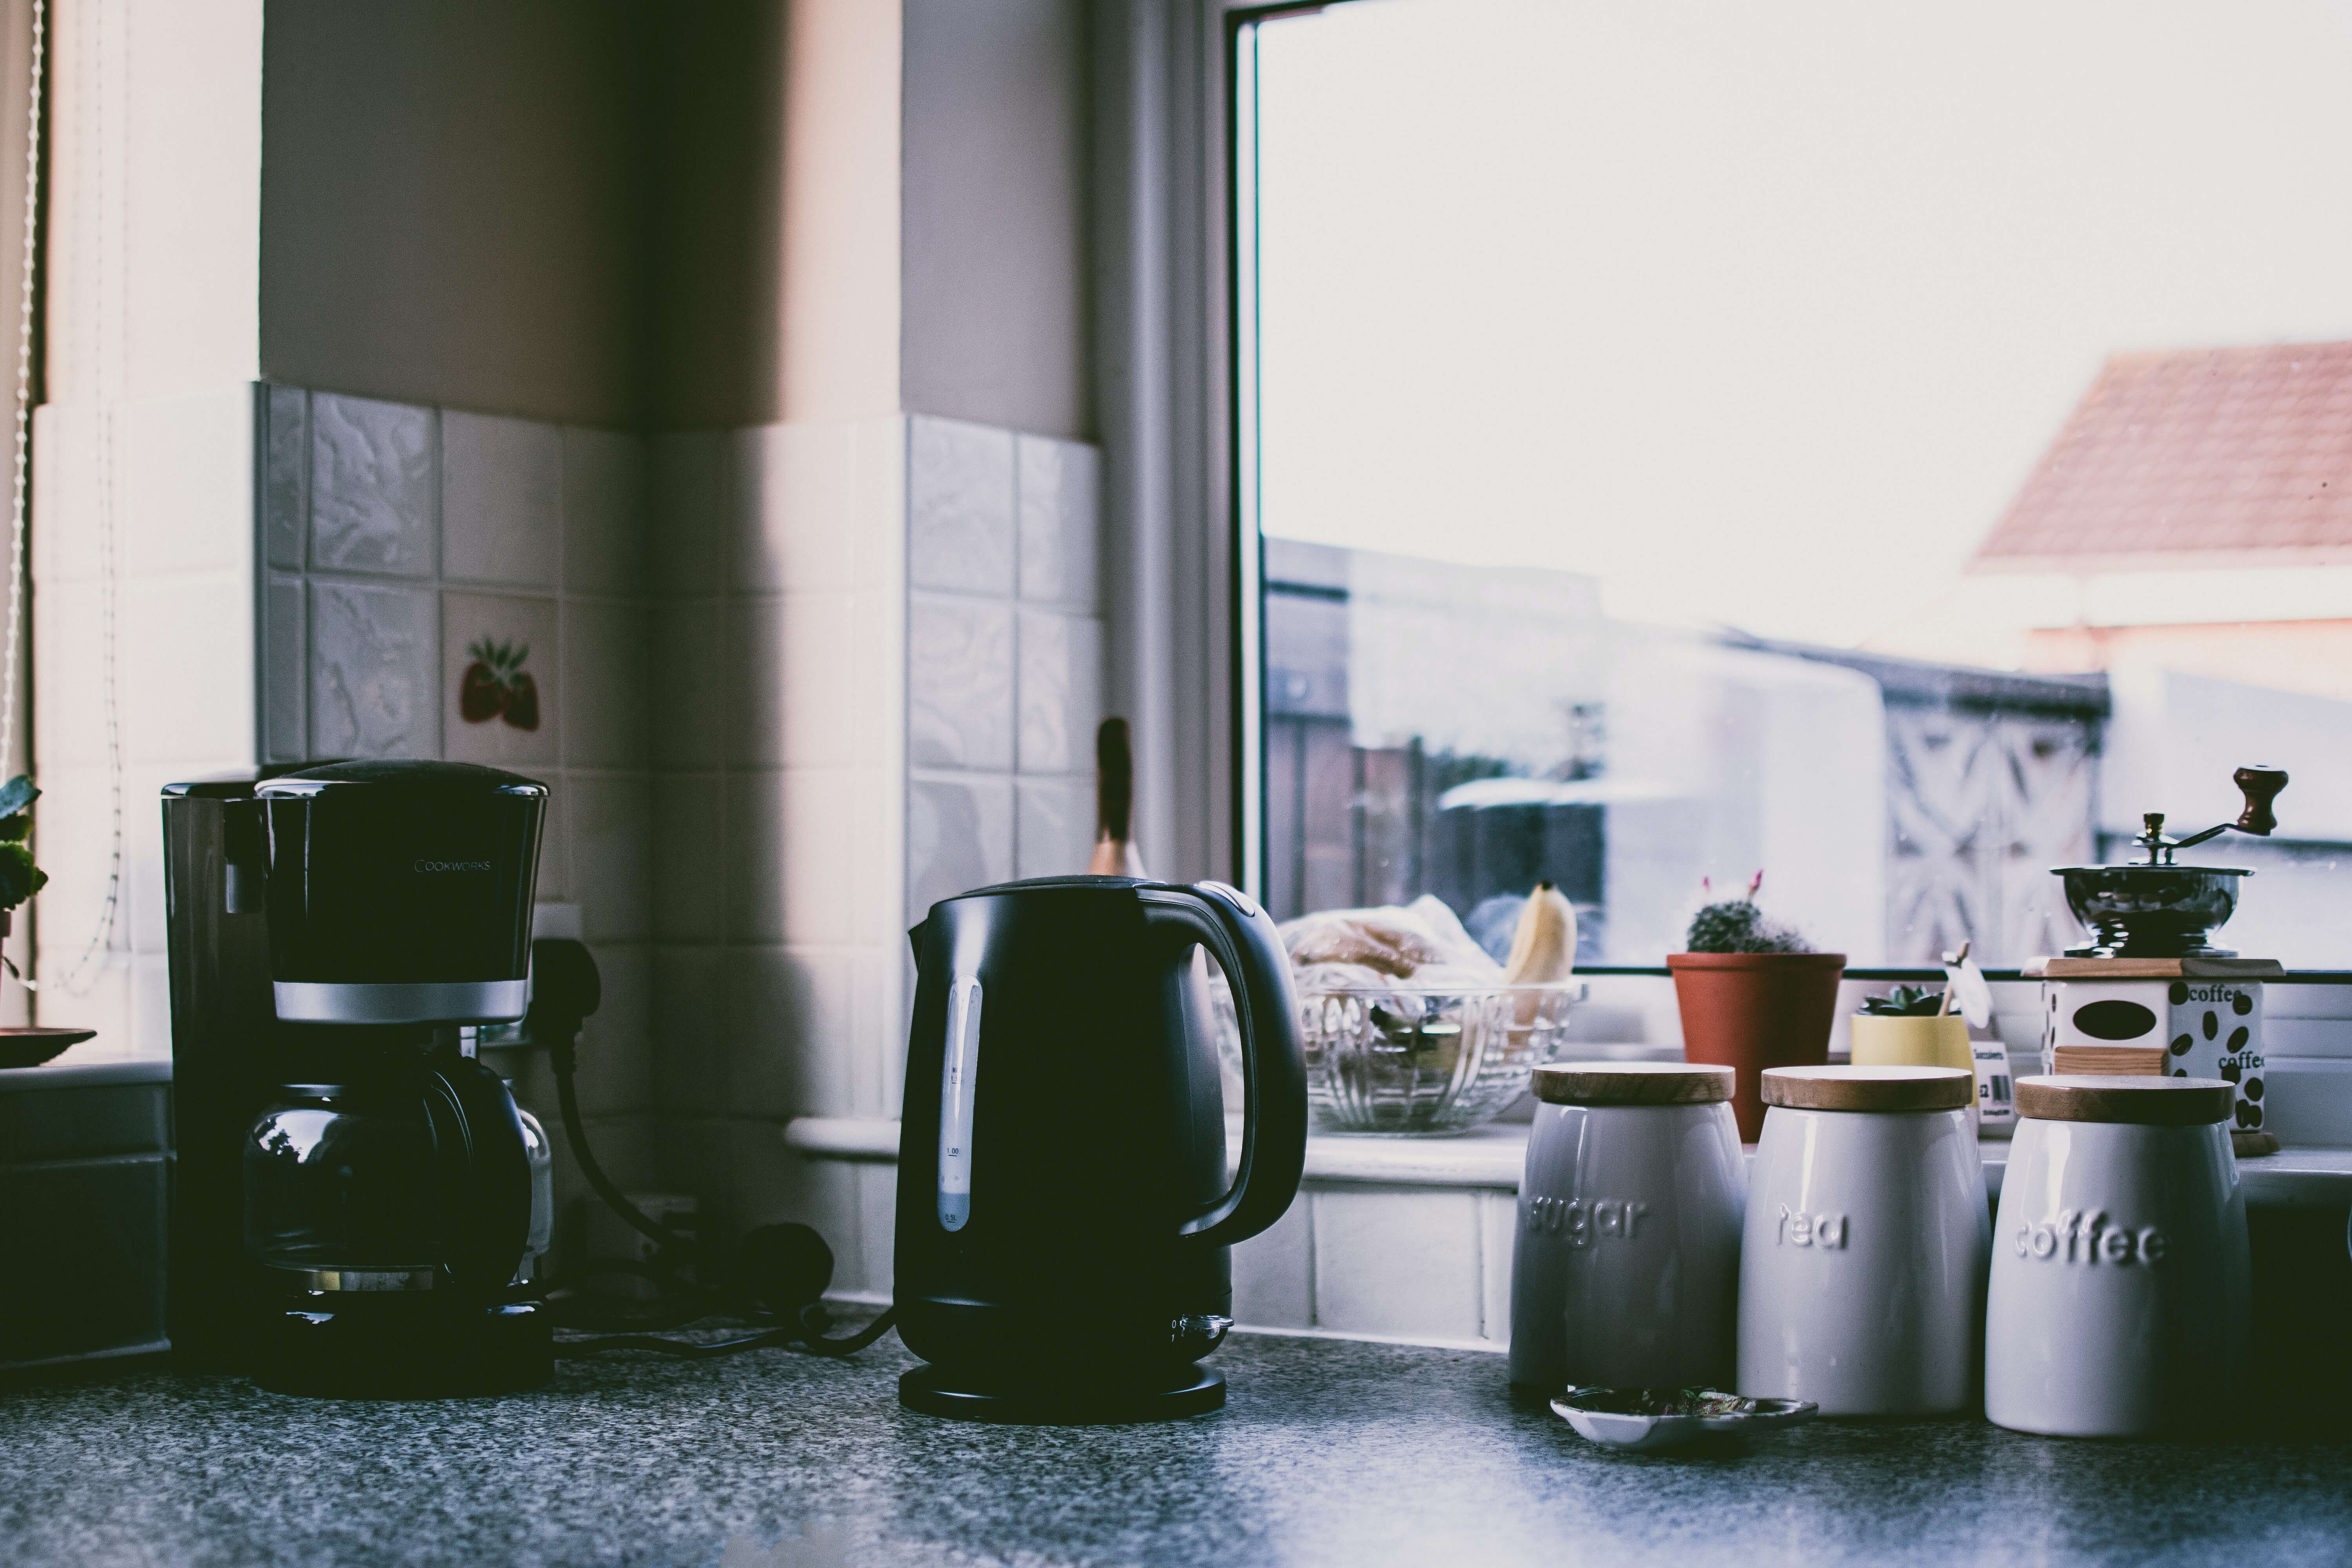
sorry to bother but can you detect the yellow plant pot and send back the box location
[1849,1014,1973,1073]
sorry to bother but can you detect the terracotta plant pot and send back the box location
[1668,952,1847,1142]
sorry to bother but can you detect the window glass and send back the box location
[1245,0,2352,967]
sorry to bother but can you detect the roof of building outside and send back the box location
[1971,341,2352,572]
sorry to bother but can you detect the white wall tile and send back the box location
[652,945,727,1117]
[652,773,724,943]
[727,595,851,768]
[907,773,1014,922]
[441,410,561,589]
[30,403,100,586]
[728,1121,858,1258]
[310,579,438,758]
[850,766,904,948]
[651,599,724,771]
[31,579,106,768]
[907,416,1014,595]
[907,595,1013,769]
[847,588,902,769]
[1311,1187,1484,1342]
[310,392,436,577]
[122,575,253,764]
[262,385,307,571]
[849,945,902,1116]
[726,769,859,945]
[1478,1190,1516,1346]
[123,388,254,578]
[442,592,559,768]
[1016,435,1098,610]
[569,772,652,943]
[1015,777,1094,880]
[733,423,857,592]
[27,764,116,985]
[262,574,305,763]
[562,427,647,597]
[651,430,727,598]
[535,778,571,902]
[854,1161,898,1298]
[849,416,907,592]
[571,942,653,1118]
[1015,610,1103,775]
[1232,1192,1314,1330]
[562,599,648,770]
[726,945,855,1119]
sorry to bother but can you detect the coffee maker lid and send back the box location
[257,759,546,798]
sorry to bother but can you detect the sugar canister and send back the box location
[1985,1076,2248,1437]
[1509,1062,1744,1399]
[1737,1065,1987,1416]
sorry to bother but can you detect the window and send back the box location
[1236,0,2352,968]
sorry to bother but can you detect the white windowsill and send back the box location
[782,1115,2352,1209]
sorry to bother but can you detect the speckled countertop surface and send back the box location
[4,1322,2348,1568]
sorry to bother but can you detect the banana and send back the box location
[1503,882,1578,1037]
[1503,882,1578,985]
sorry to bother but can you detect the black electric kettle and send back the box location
[894,875,1307,1422]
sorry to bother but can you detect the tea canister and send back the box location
[1985,1076,2248,1438]
[1509,1062,1744,1399]
[1737,1065,1987,1416]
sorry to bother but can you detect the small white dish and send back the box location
[1550,1387,1818,1452]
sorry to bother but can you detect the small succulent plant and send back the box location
[1859,984,1946,1017]
[1684,872,1810,954]
[0,774,44,913]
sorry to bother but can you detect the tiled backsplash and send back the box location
[907,418,1105,917]
[34,377,1107,1287]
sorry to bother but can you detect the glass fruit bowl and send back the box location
[1296,981,1584,1136]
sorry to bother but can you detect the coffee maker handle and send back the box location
[420,1057,536,1293]
[1139,883,1308,1249]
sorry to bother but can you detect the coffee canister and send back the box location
[1985,1076,2248,1437]
[1737,1065,1987,1416]
[1509,1062,1744,1399]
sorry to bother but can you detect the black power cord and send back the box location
[526,938,897,1361]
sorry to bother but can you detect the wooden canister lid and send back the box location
[1532,1061,1735,1106]
[2014,1075,2236,1127]
[1761,1064,1975,1112]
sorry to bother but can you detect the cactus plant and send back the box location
[1683,872,1809,954]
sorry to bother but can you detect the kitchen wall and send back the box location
[31,0,1107,1290]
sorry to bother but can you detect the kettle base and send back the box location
[898,1363,1225,1425]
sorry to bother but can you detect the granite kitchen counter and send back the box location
[4,1321,2349,1568]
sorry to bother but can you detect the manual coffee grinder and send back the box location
[2030,765,2288,1156]
[164,760,554,1395]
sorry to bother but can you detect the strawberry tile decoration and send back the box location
[460,638,541,730]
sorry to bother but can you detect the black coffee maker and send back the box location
[164,760,551,1396]
[895,875,1307,1423]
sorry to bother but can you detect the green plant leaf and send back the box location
[0,813,29,843]
[0,775,37,820]
[0,841,42,908]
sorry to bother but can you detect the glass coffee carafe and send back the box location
[244,1043,550,1297]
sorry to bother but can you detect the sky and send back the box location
[1252,0,2352,653]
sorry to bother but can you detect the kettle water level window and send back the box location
[1233,0,2352,969]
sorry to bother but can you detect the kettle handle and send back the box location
[1138,882,1307,1249]
[419,1055,535,1293]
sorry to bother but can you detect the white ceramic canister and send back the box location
[1737,1065,1988,1416]
[1985,1076,2248,1438]
[1509,1062,1745,1398]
